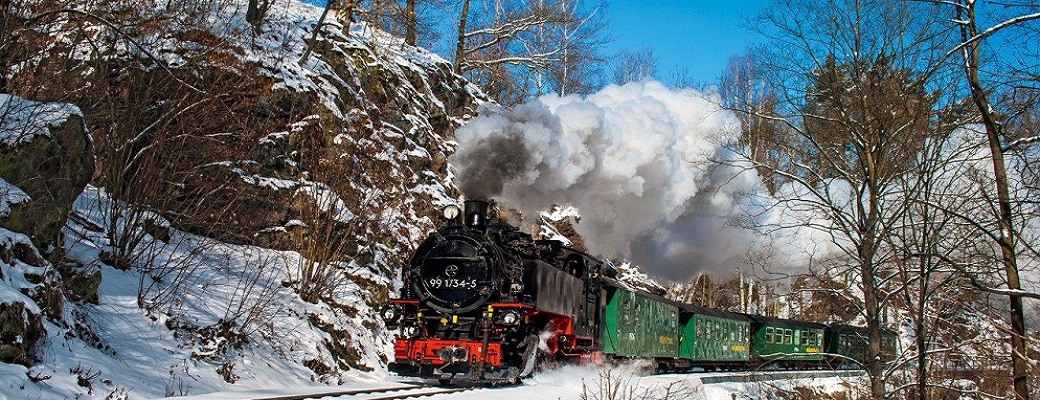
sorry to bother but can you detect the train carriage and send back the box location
[679,305,751,369]
[601,284,681,362]
[747,315,827,367]
[824,324,899,368]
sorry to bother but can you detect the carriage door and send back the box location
[583,258,602,341]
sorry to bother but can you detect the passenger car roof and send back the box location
[742,314,828,329]
[679,303,753,322]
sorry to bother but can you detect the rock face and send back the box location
[0,95,94,251]
[0,95,91,366]
[0,227,56,366]
[0,2,488,389]
[0,301,45,366]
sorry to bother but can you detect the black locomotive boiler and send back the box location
[382,200,604,385]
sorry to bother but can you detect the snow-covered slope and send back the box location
[1,0,488,398]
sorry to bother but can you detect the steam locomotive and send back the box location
[382,200,896,385]
[383,200,602,384]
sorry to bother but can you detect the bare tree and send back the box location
[740,1,949,397]
[912,2,1040,398]
[452,0,608,104]
[453,0,470,75]
[610,47,657,85]
[360,0,448,48]
[537,0,608,97]
[719,53,787,194]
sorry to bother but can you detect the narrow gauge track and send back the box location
[250,383,479,400]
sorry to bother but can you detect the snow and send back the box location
[8,0,1020,398]
[0,228,45,309]
[0,178,29,218]
[0,93,82,146]
[537,205,581,244]
[153,363,867,400]
[0,186,396,399]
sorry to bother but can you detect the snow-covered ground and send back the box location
[157,363,866,400]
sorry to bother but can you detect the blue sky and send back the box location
[603,0,771,86]
[300,0,771,87]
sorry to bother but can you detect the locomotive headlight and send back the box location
[380,305,400,323]
[442,204,461,220]
[500,310,520,326]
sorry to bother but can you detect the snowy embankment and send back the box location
[3,186,395,399]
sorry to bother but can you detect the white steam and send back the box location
[451,81,780,281]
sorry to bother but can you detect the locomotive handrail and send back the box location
[424,256,484,261]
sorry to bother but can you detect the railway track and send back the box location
[250,383,479,400]
[694,369,867,384]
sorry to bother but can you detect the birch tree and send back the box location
[719,53,787,194]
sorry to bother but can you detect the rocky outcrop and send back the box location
[0,301,45,366]
[0,2,487,387]
[0,227,56,366]
[0,95,94,252]
[0,95,92,366]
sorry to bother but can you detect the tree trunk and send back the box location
[959,4,1031,399]
[860,241,885,399]
[915,264,928,400]
[246,0,263,28]
[299,0,335,64]
[453,0,470,75]
[405,0,417,46]
[340,0,355,36]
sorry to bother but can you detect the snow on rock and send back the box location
[0,178,29,218]
[0,94,81,147]
[610,261,668,295]
[538,205,581,245]
[0,93,92,251]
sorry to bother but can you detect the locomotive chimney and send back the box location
[464,199,490,229]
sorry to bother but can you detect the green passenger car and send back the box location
[825,325,899,367]
[601,284,680,358]
[679,305,751,363]
[747,315,827,364]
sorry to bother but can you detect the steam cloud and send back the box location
[451,80,777,281]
